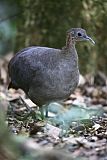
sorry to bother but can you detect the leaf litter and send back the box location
[1,55,107,159]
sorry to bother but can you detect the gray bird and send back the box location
[8,28,95,118]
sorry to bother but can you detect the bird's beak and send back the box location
[85,36,95,45]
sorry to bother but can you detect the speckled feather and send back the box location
[8,28,94,106]
[8,46,79,105]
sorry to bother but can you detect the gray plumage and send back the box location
[8,28,95,107]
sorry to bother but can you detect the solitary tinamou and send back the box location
[8,28,95,117]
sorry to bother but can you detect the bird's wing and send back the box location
[8,46,61,92]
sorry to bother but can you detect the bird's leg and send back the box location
[43,104,49,117]
[39,105,49,119]
[45,107,48,117]
[39,106,45,119]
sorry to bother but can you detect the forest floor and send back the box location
[0,54,107,160]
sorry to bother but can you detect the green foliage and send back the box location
[48,103,103,126]
[0,0,18,55]
[5,0,107,73]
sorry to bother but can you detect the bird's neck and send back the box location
[65,34,75,50]
[62,34,75,55]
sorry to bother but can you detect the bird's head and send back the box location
[67,28,95,45]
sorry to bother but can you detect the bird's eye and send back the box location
[77,32,82,37]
